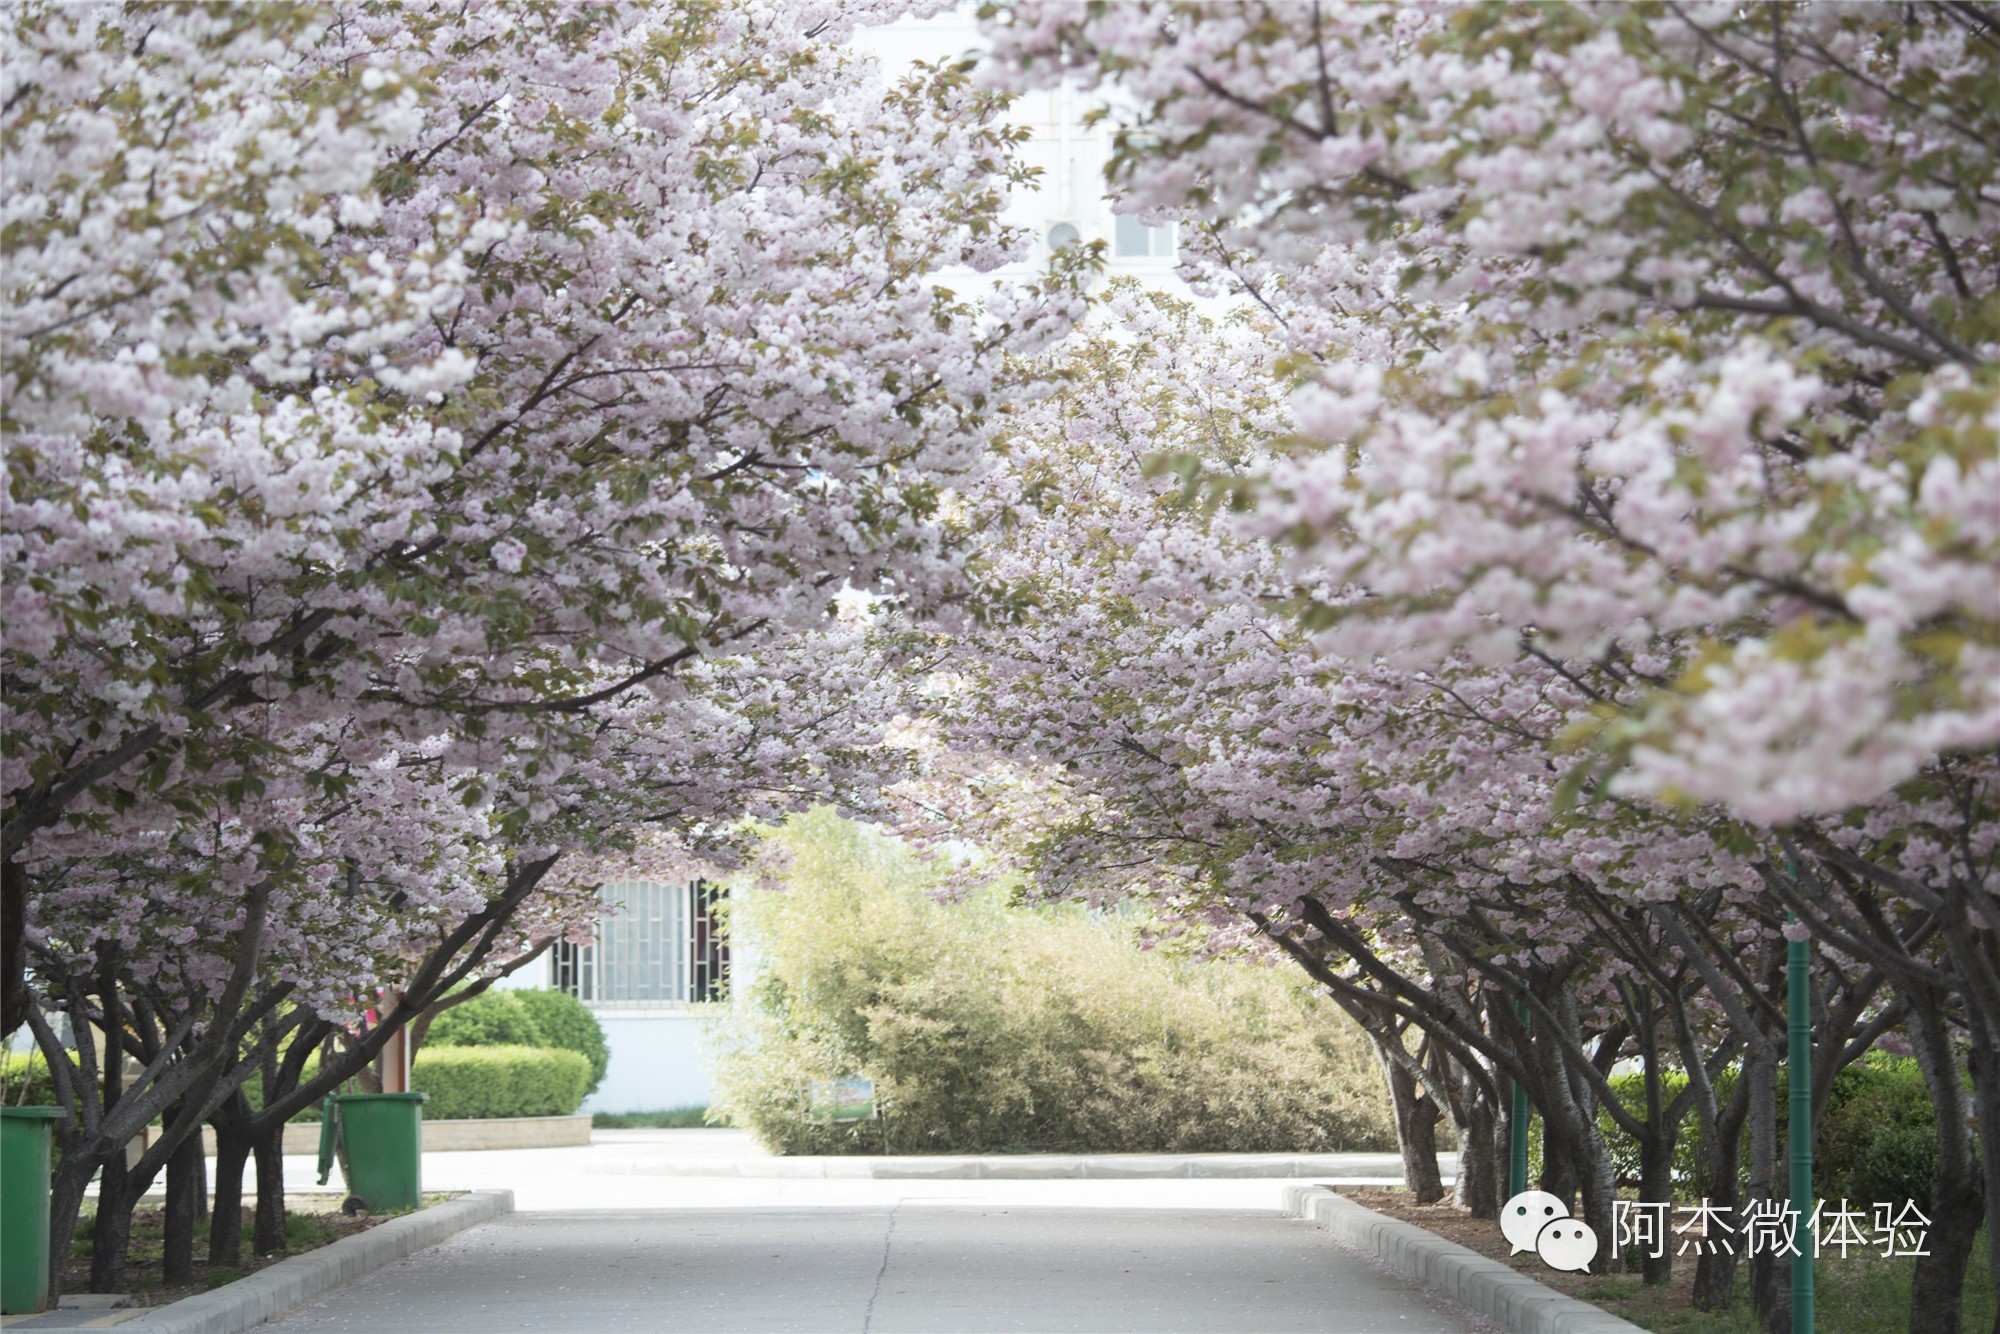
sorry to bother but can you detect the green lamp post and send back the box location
[1789,911,1814,1332]
[1509,995,1530,1200]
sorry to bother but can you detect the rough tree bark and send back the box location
[1744,1048,1787,1334]
[1,855,26,1040]
[1453,1085,1499,1219]
[208,1092,254,1267]
[1373,1032,1445,1204]
[252,1121,289,1256]
[1635,1130,1677,1288]
[1904,982,1983,1334]
[162,1102,205,1285]
[1690,1078,1748,1311]
[1532,993,1620,1271]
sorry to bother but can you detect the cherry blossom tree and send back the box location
[4,0,1081,1297]
[2,0,1078,1033]
[968,8,1996,1326]
[27,604,915,1291]
[894,285,1923,1315]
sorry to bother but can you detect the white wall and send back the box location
[490,953,550,991]
[496,940,745,1113]
[584,1010,728,1114]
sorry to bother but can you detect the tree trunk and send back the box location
[89,1151,141,1293]
[1967,1019,2000,1334]
[1454,1091,1499,1219]
[1375,1035,1445,1204]
[1906,985,1982,1333]
[1691,1072,1748,1312]
[45,1135,94,1304]
[209,1098,254,1267]
[1531,1043,1580,1215]
[1536,1113,1579,1213]
[1915,1166,1985,1334]
[252,1121,287,1255]
[1690,1139,1741,1309]
[1636,1134,1676,1287]
[1743,1047,1787,1333]
[162,1107,204,1285]
[1575,1128,1619,1274]
[1491,1094,1513,1201]
[1,853,28,1041]
[89,1012,143,1295]
[1530,1005,1618,1270]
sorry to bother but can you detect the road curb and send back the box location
[592,1152,1453,1180]
[1281,1186,1642,1334]
[111,1189,512,1334]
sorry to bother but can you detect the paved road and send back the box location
[263,1203,1480,1333]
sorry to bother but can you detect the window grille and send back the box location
[555,880,728,1007]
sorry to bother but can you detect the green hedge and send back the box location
[511,991,610,1097]
[1525,1053,1939,1208]
[1,1050,65,1108]
[424,991,548,1049]
[1595,1069,1720,1196]
[411,1045,591,1120]
[1801,1055,1936,1212]
[8,1040,602,1124]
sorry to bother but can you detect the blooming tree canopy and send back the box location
[986,0,1999,822]
[956,5,1998,1320]
[3,0,1082,1295]
[3,0,1076,1031]
[896,289,1834,1252]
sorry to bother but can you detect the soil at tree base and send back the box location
[1336,1186,1715,1330]
[66,1193,460,1308]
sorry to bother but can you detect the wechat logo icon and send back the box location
[1501,1190,1600,1274]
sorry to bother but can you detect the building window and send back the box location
[554,880,729,1007]
[1114,216,1174,259]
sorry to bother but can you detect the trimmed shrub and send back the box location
[1528,1053,1941,1208]
[1592,1068,1728,1196]
[513,990,610,1096]
[712,811,1395,1156]
[1808,1055,1937,1212]
[411,1045,591,1120]
[1,1050,65,1107]
[423,990,548,1050]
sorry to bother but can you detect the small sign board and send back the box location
[807,1076,877,1122]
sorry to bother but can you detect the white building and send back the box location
[853,9,1186,294]
[505,10,1182,1116]
[496,879,731,1114]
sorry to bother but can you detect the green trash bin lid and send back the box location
[329,1093,427,1103]
[0,1107,65,1120]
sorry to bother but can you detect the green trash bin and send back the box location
[330,1093,425,1213]
[1,1106,65,1314]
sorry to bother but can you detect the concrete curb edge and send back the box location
[1281,1186,1643,1334]
[113,1189,513,1334]
[595,1152,1455,1180]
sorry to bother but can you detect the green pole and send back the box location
[1788,913,1814,1333]
[1509,996,1530,1199]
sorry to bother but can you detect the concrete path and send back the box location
[61,1132,1479,1331]
[261,1202,1483,1333]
